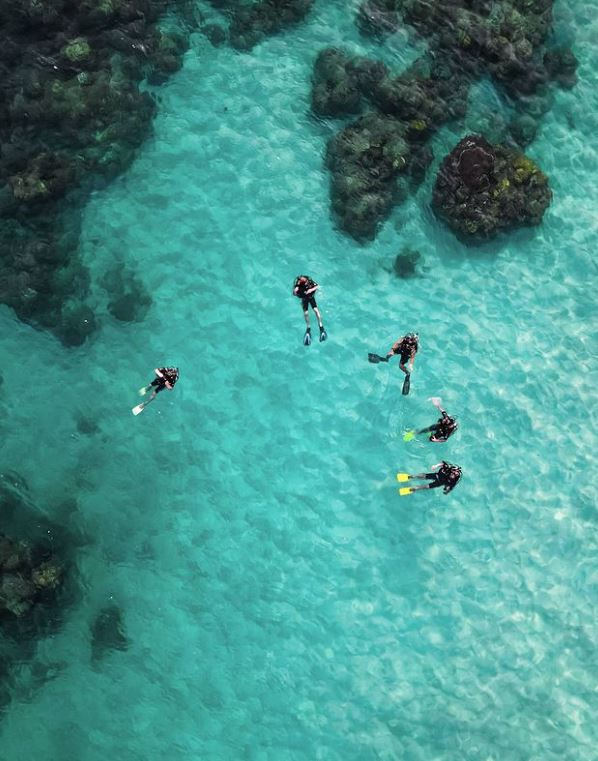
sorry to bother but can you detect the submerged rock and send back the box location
[90,604,129,662]
[0,534,63,620]
[101,263,152,323]
[544,47,578,90]
[228,0,314,51]
[326,112,412,241]
[0,0,191,341]
[432,135,552,240]
[393,247,422,278]
[357,0,401,37]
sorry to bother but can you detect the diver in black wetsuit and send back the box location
[416,398,458,442]
[133,367,180,415]
[400,461,462,495]
[292,275,327,345]
[386,333,419,377]
[139,367,179,401]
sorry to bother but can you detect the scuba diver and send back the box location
[292,275,327,346]
[132,367,179,415]
[368,333,419,395]
[404,397,458,442]
[396,461,462,496]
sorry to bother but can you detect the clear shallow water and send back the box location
[1,2,597,759]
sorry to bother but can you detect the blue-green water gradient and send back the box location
[0,2,596,759]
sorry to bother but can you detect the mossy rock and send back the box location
[63,38,92,63]
[511,154,542,184]
[432,134,552,240]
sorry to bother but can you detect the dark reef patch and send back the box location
[393,247,422,278]
[204,0,314,51]
[317,52,468,240]
[311,0,576,242]
[432,135,552,240]
[0,472,84,714]
[101,262,152,323]
[0,0,192,343]
[90,603,129,663]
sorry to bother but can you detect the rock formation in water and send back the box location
[393,247,422,278]
[90,604,129,663]
[0,535,62,619]
[0,472,83,714]
[204,0,314,50]
[311,0,575,242]
[432,135,552,240]
[0,0,190,343]
[0,475,70,625]
[318,54,467,240]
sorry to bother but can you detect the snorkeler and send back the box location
[292,275,327,345]
[404,397,458,442]
[132,367,179,416]
[368,333,418,394]
[396,461,462,496]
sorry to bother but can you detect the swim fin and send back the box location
[132,403,146,416]
[138,386,149,397]
[403,430,415,442]
[396,473,410,482]
[319,324,327,342]
[303,328,312,346]
[399,487,413,497]
[368,353,388,364]
[402,373,411,395]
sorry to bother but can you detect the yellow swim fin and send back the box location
[399,487,413,497]
[396,473,410,482]
[403,430,416,442]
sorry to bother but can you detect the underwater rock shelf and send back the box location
[0,0,189,344]
[204,0,314,51]
[432,134,552,240]
[311,0,576,243]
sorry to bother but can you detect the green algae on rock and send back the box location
[0,0,192,343]
[432,135,552,240]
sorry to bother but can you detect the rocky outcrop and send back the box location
[90,604,129,663]
[432,135,552,240]
[0,0,190,342]
[204,0,314,50]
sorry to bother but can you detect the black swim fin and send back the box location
[319,324,327,342]
[368,353,389,364]
[303,328,312,346]
[402,373,411,395]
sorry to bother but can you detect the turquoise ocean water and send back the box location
[1,1,597,759]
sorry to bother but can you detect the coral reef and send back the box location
[0,472,83,715]
[0,0,191,342]
[357,0,570,98]
[90,604,129,662]
[205,0,314,51]
[326,113,411,241]
[312,0,574,242]
[101,263,152,323]
[432,135,552,240]
[393,247,422,278]
[0,529,63,620]
[543,47,578,90]
[318,53,467,240]
[357,0,402,37]
[311,49,389,119]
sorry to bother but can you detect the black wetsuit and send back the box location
[391,335,418,364]
[429,412,458,442]
[293,276,319,311]
[424,462,462,493]
[151,367,179,394]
